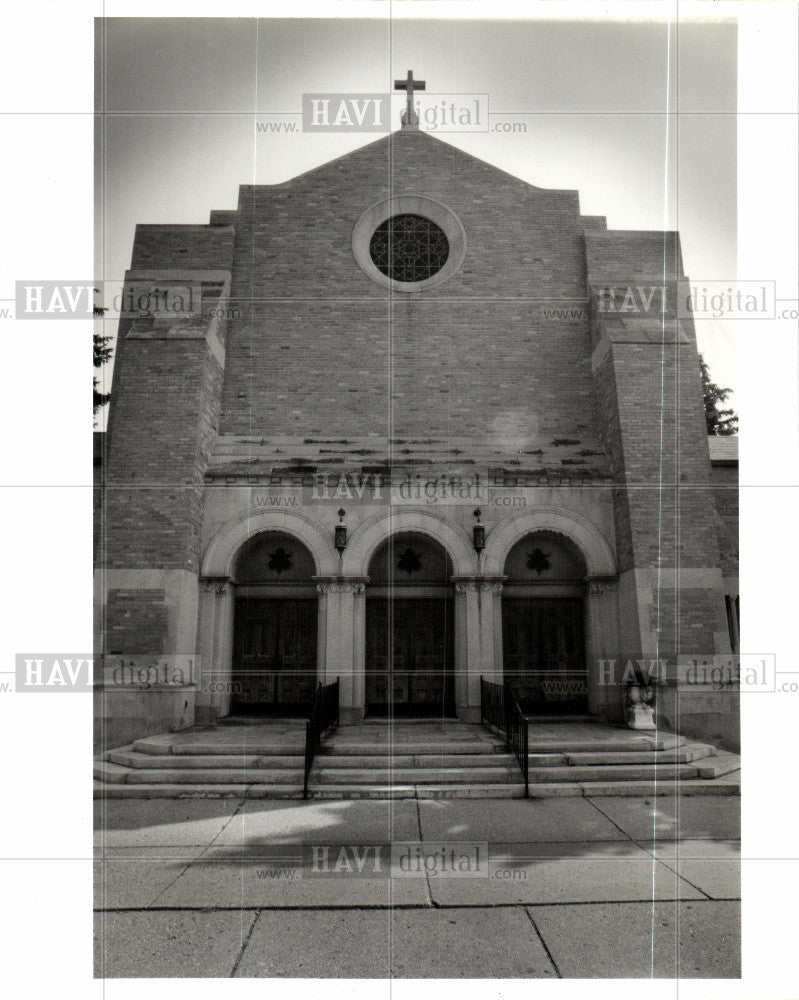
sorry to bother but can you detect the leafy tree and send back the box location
[699,353,737,435]
[94,291,113,417]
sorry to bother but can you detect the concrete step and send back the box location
[314,767,520,784]
[695,753,741,779]
[574,776,740,797]
[317,753,515,769]
[217,716,306,726]
[528,763,701,783]
[94,760,131,783]
[307,783,527,800]
[108,751,304,769]
[124,768,303,785]
[560,745,715,766]
[526,735,686,753]
[93,781,303,799]
[93,772,739,799]
[323,742,502,756]
[132,738,304,756]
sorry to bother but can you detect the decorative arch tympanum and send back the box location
[228,528,320,717]
[499,524,598,716]
[363,530,457,718]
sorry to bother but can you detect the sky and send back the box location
[95,16,738,415]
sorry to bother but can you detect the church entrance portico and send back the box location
[197,504,620,726]
[230,531,319,716]
[364,533,456,718]
[500,531,589,716]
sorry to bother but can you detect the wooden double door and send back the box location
[502,597,588,714]
[232,597,317,715]
[365,597,455,717]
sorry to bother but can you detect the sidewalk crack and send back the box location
[525,907,562,978]
[229,909,259,978]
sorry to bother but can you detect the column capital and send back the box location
[451,575,507,595]
[314,576,369,595]
[588,575,618,595]
[200,576,232,595]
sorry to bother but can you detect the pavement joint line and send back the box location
[94,896,721,913]
[524,907,562,978]
[637,850,727,902]
[229,910,259,979]
[204,798,248,850]
[147,852,207,907]
[583,796,643,844]
[413,799,435,908]
[7,839,757,859]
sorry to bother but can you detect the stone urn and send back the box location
[626,682,657,730]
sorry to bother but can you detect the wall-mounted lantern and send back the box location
[472,508,485,553]
[334,508,348,552]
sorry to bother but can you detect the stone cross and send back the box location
[394,69,426,126]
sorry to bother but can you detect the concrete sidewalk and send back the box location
[94,794,741,978]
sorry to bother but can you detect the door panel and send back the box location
[365,597,455,716]
[232,597,317,715]
[502,597,587,714]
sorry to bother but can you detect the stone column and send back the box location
[315,577,368,724]
[585,576,621,720]
[481,577,506,685]
[195,577,235,722]
[452,577,504,723]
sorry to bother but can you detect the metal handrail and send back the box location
[480,676,529,797]
[303,677,340,798]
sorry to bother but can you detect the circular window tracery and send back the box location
[368,214,450,283]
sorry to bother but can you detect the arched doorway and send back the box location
[502,531,588,715]
[231,531,318,716]
[365,532,455,718]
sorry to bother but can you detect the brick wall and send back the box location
[217,130,610,475]
[99,285,226,656]
[711,462,739,579]
[104,590,167,655]
[104,338,223,570]
[131,224,234,270]
[587,230,729,657]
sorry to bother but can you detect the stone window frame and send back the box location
[352,195,467,292]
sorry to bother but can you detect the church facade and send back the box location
[94,113,739,754]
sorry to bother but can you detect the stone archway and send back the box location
[342,508,477,579]
[364,531,456,718]
[197,510,337,724]
[341,510,477,722]
[482,509,618,720]
[229,531,319,716]
[201,508,337,580]
[501,530,589,715]
[482,508,615,579]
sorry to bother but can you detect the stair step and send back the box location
[315,767,520,784]
[217,716,306,726]
[528,764,700,782]
[527,754,569,766]
[93,782,303,799]
[324,743,502,756]
[132,739,304,756]
[561,746,714,766]
[125,769,303,785]
[526,736,685,753]
[108,751,304,769]
[317,754,515,768]
[577,777,740,797]
[94,760,130,782]
[695,753,741,779]
[307,783,527,799]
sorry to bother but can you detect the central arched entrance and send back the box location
[502,530,588,715]
[365,532,455,718]
[231,531,318,716]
